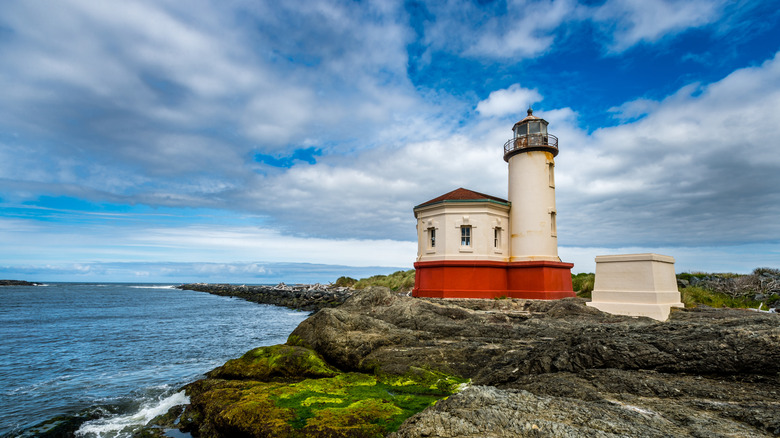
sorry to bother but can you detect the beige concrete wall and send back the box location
[587,253,684,321]
[415,202,510,262]
[507,150,558,261]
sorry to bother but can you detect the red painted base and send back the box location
[413,260,575,300]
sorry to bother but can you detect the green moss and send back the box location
[286,334,310,349]
[207,344,339,381]
[187,350,468,437]
[270,371,459,434]
[377,366,467,395]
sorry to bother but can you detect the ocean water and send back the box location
[0,283,311,437]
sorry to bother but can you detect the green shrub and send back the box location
[753,267,780,276]
[572,273,594,298]
[333,276,357,288]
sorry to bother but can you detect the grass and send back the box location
[352,269,416,291]
[679,286,764,309]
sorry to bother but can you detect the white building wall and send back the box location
[507,150,559,261]
[415,202,510,262]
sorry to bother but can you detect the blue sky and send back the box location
[1,0,779,283]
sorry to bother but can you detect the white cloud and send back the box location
[476,84,543,117]
[0,215,415,268]
[608,98,661,121]
[557,51,780,247]
[1,0,779,282]
[592,0,724,52]
[421,0,575,60]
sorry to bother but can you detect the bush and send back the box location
[753,267,780,276]
[333,276,357,288]
[572,273,594,298]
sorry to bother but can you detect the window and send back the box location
[551,212,557,237]
[460,226,471,246]
[493,227,501,248]
[548,162,555,188]
[428,227,436,248]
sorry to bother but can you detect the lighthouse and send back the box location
[505,108,559,262]
[412,109,574,299]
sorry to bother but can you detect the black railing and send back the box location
[503,134,558,158]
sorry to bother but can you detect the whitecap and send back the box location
[128,285,177,289]
[75,391,189,437]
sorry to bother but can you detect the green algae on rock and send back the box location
[207,344,340,381]
[181,343,467,437]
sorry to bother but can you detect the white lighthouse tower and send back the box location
[505,108,559,262]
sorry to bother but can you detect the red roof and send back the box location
[415,187,508,209]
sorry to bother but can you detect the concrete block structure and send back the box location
[586,253,684,321]
[413,109,575,299]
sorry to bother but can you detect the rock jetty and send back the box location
[176,282,354,311]
[170,287,780,437]
[0,279,41,286]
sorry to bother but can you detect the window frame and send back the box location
[460,225,472,247]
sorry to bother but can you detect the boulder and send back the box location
[290,287,780,436]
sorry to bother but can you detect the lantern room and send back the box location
[504,108,558,162]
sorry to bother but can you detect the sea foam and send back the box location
[75,390,189,437]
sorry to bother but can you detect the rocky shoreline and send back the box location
[153,287,780,437]
[176,282,355,311]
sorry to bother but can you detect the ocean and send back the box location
[0,283,311,437]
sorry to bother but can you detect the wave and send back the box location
[128,285,177,289]
[75,390,189,437]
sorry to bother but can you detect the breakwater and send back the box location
[176,283,354,311]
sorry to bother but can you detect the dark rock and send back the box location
[0,279,41,286]
[291,288,780,380]
[174,286,780,437]
[290,287,780,437]
[390,380,780,438]
[176,282,355,311]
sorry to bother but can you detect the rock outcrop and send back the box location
[289,288,780,437]
[177,282,354,311]
[173,287,780,437]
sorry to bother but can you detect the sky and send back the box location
[1,0,779,283]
